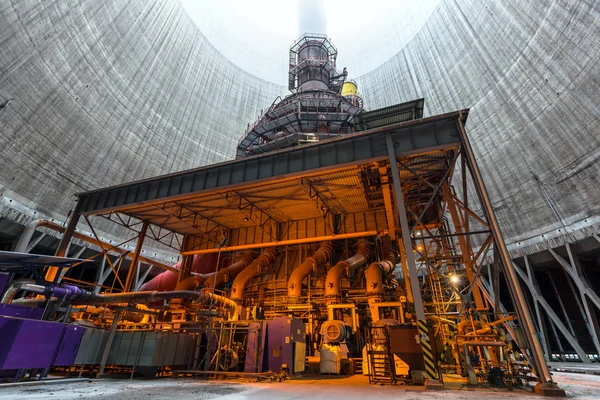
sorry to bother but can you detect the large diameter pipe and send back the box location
[325,239,370,298]
[365,261,395,295]
[288,242,333,298]
[141,253,227,292]
[365,235,396,296]
[1,279,201,305]
[203,251,254,289]
[74,290,201,305]
[230,249,277,303]
[14,219,175,272]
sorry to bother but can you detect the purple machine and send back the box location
[0,253,90,380]
[244,317,306,375]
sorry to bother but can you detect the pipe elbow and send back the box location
[288,241,333,298]
[324,261,348,298]
[230,248,277,303]
[1,279,36,303]
[365,262,386,295]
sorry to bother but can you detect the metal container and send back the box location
[0,303,44,319]
[341,81,358,97]
[53,325,86,366]
[106,331,194,367]
[0,317,64,370]
[266,317,306,375]
[73,328,109,365]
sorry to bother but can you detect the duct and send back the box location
[230,249,278,303]
[173,251,254,291]
[13,219,175,272]
[288,241,333,298]
[325,239,370,298]
[202,251,255,289]
[365,235,396,296]
[140,253,225,292]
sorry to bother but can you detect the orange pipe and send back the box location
[325,239,370,298]
[230,249,277,303]
[181,231,378,255]
[288,242,333,298]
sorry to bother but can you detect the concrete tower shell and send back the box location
[0,0,285,224]
[356,0,600,256]
[0,0,598,260]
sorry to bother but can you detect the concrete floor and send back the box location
[1,372,599,400]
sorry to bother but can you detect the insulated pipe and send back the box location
[140,253,226,292]
[201,290,239,321]
[0,279,201,305]
[13,219,175,272]
[288,242,333,298]
[1,279,45,303]
[325,239,370,298]
[230,249,277,303]
[174,251,255,291]
[203,251,255,289]
[76,290,201,305]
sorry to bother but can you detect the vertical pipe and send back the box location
[124,221,149,292]
[455,115,552,384]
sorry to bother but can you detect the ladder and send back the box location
[430,270,451,340]
[365,328,396,385]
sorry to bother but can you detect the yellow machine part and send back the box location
[341,81,358,97]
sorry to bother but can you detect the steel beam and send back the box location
[514,261,591,363]
[77,112,463,215]
[48,202,82,282]
[455,115,553,385]
[386,133,425,320]
[558,245,600,356]
[124,220,149,292]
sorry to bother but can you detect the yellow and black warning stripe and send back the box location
[437,324,457,370]
[417,319,438,380]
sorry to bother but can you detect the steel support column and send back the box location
[124,221,149,292]
[48,201,82,282]
[455,115,554,386]
[553,245,600,357]
[385,133,425,320]
[513,261,591,362]
[386,133,439,382]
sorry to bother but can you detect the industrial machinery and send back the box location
[0,33,563,395]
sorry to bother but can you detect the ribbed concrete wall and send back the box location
[0,0,285,221]
[357,0,600,254]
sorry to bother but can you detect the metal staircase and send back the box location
[365,327,396,385]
